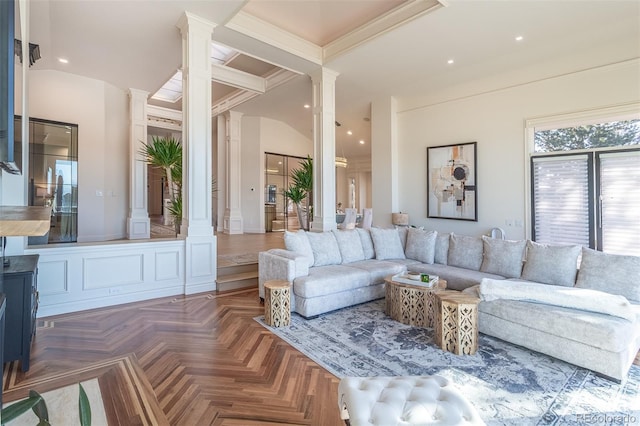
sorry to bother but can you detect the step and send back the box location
[217,262,257,278]
[216,271,258,292]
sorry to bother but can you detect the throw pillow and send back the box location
[283,230,314,266]
[370,227,406,260]
[305,231,342,266]
[332,229,365,264]
[356,228,375,260]
[405,228,437,264]
[434,232,449,265]
[480,236,526,278]
[520,240,581,286]
[396,226,409,249]
[447,233,484,271]
[575,247,640,303]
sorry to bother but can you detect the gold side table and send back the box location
[434,291,480,355]
[384,276,447,328]
[264,280,291,327]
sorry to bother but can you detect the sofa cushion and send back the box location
[480,236,526,278]
[408,263,504,291]
[521,240,580,286]
[356,228,375,260]
[347,260,406,284]
[284,230,314,266]
[371,227,406,260]
[306,231,342,266]
[447,234,483,271]
[434,233,449,265]
[293,265,371,298]
[332,229,365,264]
[575,248,640,303]
[405,228,437,264]
[478,299,637,352]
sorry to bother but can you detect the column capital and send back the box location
[309,67,340,83]
[176,11,217,34]
[128,88,149,98]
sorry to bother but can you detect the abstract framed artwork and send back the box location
[427,142,478,221]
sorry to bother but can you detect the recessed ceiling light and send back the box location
[515,35,524,41]
[58,58,69,64]
[347,130,353,135]
[303,104,310,109]
[278,161,282,165]
[359,140,365,145]
[447,59,454,65]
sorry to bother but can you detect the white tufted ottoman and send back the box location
[338,375,484,426]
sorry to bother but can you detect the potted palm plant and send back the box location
[283,156,313,231]
[139,136,182,234]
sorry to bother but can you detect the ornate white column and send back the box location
[177,12,217,294]
[223,110,243,234]
[126,88,151,239]
[310,67,339,232]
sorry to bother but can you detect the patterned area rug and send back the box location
[256,299,640,425]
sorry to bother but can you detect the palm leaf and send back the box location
[78,383,92,426]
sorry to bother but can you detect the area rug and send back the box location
[256,300,640,425]
[5,379,108,425]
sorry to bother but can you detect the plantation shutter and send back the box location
[531,154,591,246]
[598,151,640,256]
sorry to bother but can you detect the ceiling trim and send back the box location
[323,0,446,63]
[147,105,183,131]
[224,11,323,66]
[212,63,266,93]
[212,68,299,116]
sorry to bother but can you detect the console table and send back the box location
[2,255,39,372]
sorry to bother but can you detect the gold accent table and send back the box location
[434,291,480,355]
[385,275,447,328]
[264,280,291,327]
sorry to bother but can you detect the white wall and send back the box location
[14,70,129,242]
[240,116,313,233]
[395,60,640,240]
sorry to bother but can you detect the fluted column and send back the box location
[126,88,150,239]
[177,12,217,294]
[223,110,243,234]
[310,67,339,232]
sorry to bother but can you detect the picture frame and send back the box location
[427,142,477,221]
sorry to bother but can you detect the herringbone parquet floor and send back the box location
[3,288,342,425]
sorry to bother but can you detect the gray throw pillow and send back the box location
[434,233,449,265]
[447,233,484,271]
[396,226,409,250]
[521,240,581,286]
[370,227,406,260]
[575,247,640,303]
[480,236,526,278]
[356,228,375,260]
[284,230,314,266]
[405,228,437,264]
[332,229,365,264]
[306,231,342,266]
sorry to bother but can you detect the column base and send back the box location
[184,234,217,294]
[127,217,151,239]
[223,215,243,234]
[310,217,337,232]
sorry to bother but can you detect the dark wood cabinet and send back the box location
[2,255,38,372]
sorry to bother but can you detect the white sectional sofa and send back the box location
[258,227,640,381]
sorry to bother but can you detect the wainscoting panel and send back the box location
[83,254,144,289]
[26,240,188,317]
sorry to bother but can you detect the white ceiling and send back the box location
[23,0,640,160]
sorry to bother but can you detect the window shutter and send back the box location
[532,155,591,246]
[598,151,640,256]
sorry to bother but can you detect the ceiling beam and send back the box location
[212,63,267,93]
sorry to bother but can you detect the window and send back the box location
[528,109,640,256]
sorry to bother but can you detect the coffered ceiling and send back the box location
[22,0,640,160]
